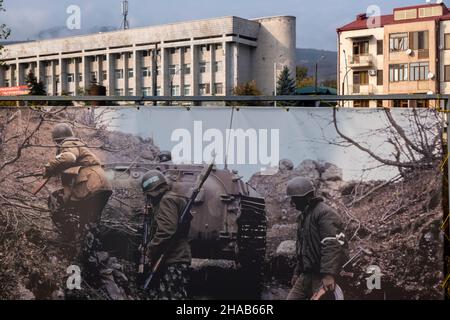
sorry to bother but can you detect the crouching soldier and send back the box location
[286,177,349,300]
[141,170,191,300]
[44,123,112,280]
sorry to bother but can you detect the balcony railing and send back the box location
[348,54,373,68]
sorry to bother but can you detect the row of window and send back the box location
[114,83,224,96]
[353,62,432,85]
[354,100,430,108]
[353,31,430,56]
[42,61,223,84]
[389,62,430,82]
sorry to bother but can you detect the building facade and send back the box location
[0,16,296,99]
[337,3,450,108]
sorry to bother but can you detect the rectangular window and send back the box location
[115,69,124,79]
[445,65,450,82]
[354,100,369,108]
[199,62,209,73]
[353,71,369,85]
[102,70,107,81]
[353,41,369,55]
[127,88,134,96]
[389,64,408,82]
[213,83,224,95]
[183,64,191,75]
[90,71,98,82]
[377,40,383,55]
[156,86,161,96]
[77,73,83,82]
[199,83,210,95]
[377,70,383,86]
[184,85,191,96]
[169,64,179,75]
[171,85,180,96]
[142,50,150,57]
[200,45,210,53]
[142,67,151,77]
[67,73,74,83]
[445,34,450,50]
[393,100,409,108]
[127,68,134,78]
[409,31,429,50]
[410,62,429,81]
[389,33,408,52]
[5,79,10,87]
[115,89,124,96]
[416,100,429,108]
[142,87,151,96]
[213,61,223,72]
[156,66,161,76]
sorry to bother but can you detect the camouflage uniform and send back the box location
[145,190,191,300]
[44,137,112,282]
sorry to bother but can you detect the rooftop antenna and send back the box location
[120,1,130,30]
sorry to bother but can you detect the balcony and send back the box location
[348,54,373,69]
[350,84,375,95]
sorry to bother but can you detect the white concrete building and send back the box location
[0,16,296,99]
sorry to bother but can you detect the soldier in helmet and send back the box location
[43,123,112,281]
[286,177,349,300]
[141,170,190,300]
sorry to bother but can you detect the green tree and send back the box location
[25,71,46,95]
[276,66,296,106]
[230,80,265,106]
[296,66,308,83]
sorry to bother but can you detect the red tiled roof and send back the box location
[337,3,450,32]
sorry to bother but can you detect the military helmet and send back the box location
[141,170,167,193]
[52,123,74,142]
[286,177,315,197]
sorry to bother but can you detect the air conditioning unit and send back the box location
[368,69,377,76]
[427,72,435,80]
[405,49,413,56]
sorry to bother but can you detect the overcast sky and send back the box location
[0,0,441,50]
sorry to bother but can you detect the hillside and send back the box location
[296,48,337,82]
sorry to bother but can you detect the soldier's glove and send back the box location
[322,274,336,292]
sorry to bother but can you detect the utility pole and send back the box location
[120,1,130,30]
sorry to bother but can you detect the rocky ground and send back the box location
[249,159,444,300]
[0,108,160,300]
[0,108,445,300]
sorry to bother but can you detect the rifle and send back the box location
[32,177,50,195]
[138,199,152,277]
[142,157,215,290]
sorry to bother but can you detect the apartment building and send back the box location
[0,16,296,100]
[337,3,450,108]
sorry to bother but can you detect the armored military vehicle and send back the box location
[99,154,267,296]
